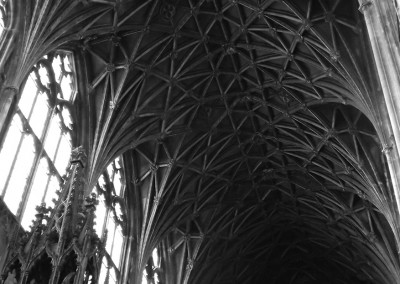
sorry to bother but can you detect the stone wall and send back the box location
[0,198,20,272]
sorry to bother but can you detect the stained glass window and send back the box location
[0,52,76,230]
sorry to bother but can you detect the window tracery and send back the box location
[0,51,76,229]
[0,0,6,37]
[142,248,162,284]
[94,157,126,284]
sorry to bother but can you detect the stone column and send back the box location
[359,0,400,148]
[0,87,17,145]
[359,0,400,252]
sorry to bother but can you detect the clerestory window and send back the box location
[95,157,126,284]
[0,51,76,230]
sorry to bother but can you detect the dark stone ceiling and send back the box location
[8,0,400,283]
[74,0,399,283]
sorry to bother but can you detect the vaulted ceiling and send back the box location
[4,0,400,283]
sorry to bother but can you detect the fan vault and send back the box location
[1,0,400,283]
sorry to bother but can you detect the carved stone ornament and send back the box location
[0,146,104,284]
[70,146,87,167]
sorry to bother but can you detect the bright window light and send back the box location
[105,217,116,253]
[98,261,108,284]
[44,175,60,206]
[142,272,148,284]
[141,247,162,283]
[29,92,49,138]
[54,133,71,173]
[61,74,73,101]
[38,65,50,86]
[45,115,62,159]
[94,194,107,236]
[21,158,49,228]
[152,248,159,268]
[95,157,126,283]
[3,135,35,214]
[109,266,117,284]
[61,108,73,130]
[19,75,37,117]
[0,116,23,192]
[0,51,76,229]
[52,55,62,82]
[114,171,122,195]
[0,2,5,37]
[111,226,123,266]
[64,56,72,72]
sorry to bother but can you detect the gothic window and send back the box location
[95,157,126,284]
[0,52,76,229]
[0,0,6,36]
[142,248,161,284]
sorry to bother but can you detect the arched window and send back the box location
[142,247,162,284]
[95,157,126,284]
[0,51,76,229]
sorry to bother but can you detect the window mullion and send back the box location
[109,224,117,257]
[17,107,55,219]
[0,51,76,230]
[41,170,52,204]
[1,130,25,198]
[101,207,111,242]
[107,224,119,282]
[41,131,63,203]
[4,85,40,198]
[41,170,53,204]
[25,88,40,121]
[51,126,64,163]
[2,84,39,197]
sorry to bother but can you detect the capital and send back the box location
[70,146,87,167]
[358,0,373,13]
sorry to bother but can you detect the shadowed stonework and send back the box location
[1,1,400,283]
